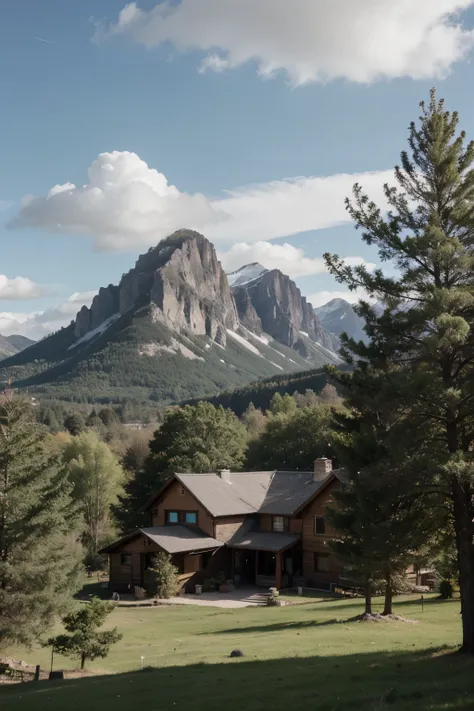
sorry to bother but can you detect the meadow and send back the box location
[0,593,472,711]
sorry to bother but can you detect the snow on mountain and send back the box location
[226,262,268,287]
[315,298,367,343]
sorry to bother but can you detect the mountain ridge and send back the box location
[0,231,341,406]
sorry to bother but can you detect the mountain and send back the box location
[314,298,367,343]
[0,334,35,360]
[230,266,341,358]
[0,231,340,406]
[227,263,268,287]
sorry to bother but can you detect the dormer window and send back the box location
[272,516,288,532]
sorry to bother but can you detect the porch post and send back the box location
[275,552,282,590]
[255,550,259,583]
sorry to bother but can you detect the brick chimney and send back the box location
[217,469,231,482]
[314,458,332,481]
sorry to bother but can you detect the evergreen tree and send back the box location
[64,412,85,436]
[46,597,122,669]
[62,431,124,561]
[325,90,474,651]
[0,393,82,646]
[98,407,119,427]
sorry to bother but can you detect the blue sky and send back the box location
[1,0,474,338]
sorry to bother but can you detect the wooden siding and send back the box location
[300,479,341,585]
[151,479,214,536]
[108,532,209,593]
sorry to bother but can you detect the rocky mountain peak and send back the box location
[227,262,268,287]
[231,267,340,355]
[74,230,238,346]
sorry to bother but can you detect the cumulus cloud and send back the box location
[99,0,474,85]
[219,241,374,277]
[8,151,221,251]
[0,275,45,300]
[9,150,392,251]
[0,291,97,340]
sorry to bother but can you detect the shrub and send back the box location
[202,577,217,592]
[439,579,454,599]
[146,553,180,599]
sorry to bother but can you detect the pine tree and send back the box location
[46,597,122,669]
[0,393,82,646]
[325,89,474,651]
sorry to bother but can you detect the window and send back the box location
[314,516,326,535]
[272,516,286,532]
[120,553,132,566]
[166,510,198,525]
[314,553,330,572]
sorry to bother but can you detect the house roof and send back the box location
[172,469,346,517]
[100,525,223,555]
[228,530,301,552]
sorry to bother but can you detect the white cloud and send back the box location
[0,291,97,340]
[9,150,392,251]
[219,241,374,277]
[8,151,221,251]
[0,275,45,300]
[99,0,474,85]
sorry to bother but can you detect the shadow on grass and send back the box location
[0,647,472,711]
[202,617,342,634]
[73,579,109,601]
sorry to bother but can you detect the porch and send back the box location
[228,531,301,590]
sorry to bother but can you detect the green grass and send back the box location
[0,594,473,711]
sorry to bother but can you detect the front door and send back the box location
[234,550,256,585]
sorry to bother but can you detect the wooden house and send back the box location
[102,458,347,593]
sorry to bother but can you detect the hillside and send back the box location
[0,334,35,360]
[0,231,341,406]
[184,367,338,415]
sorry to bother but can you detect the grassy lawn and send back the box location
[0,594,472,711]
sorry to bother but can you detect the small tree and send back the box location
[46,597,122,670]
[146,553,180,599]
[64,413,85,436]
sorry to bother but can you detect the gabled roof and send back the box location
[170,468,346,517]
[100,525,223,555]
